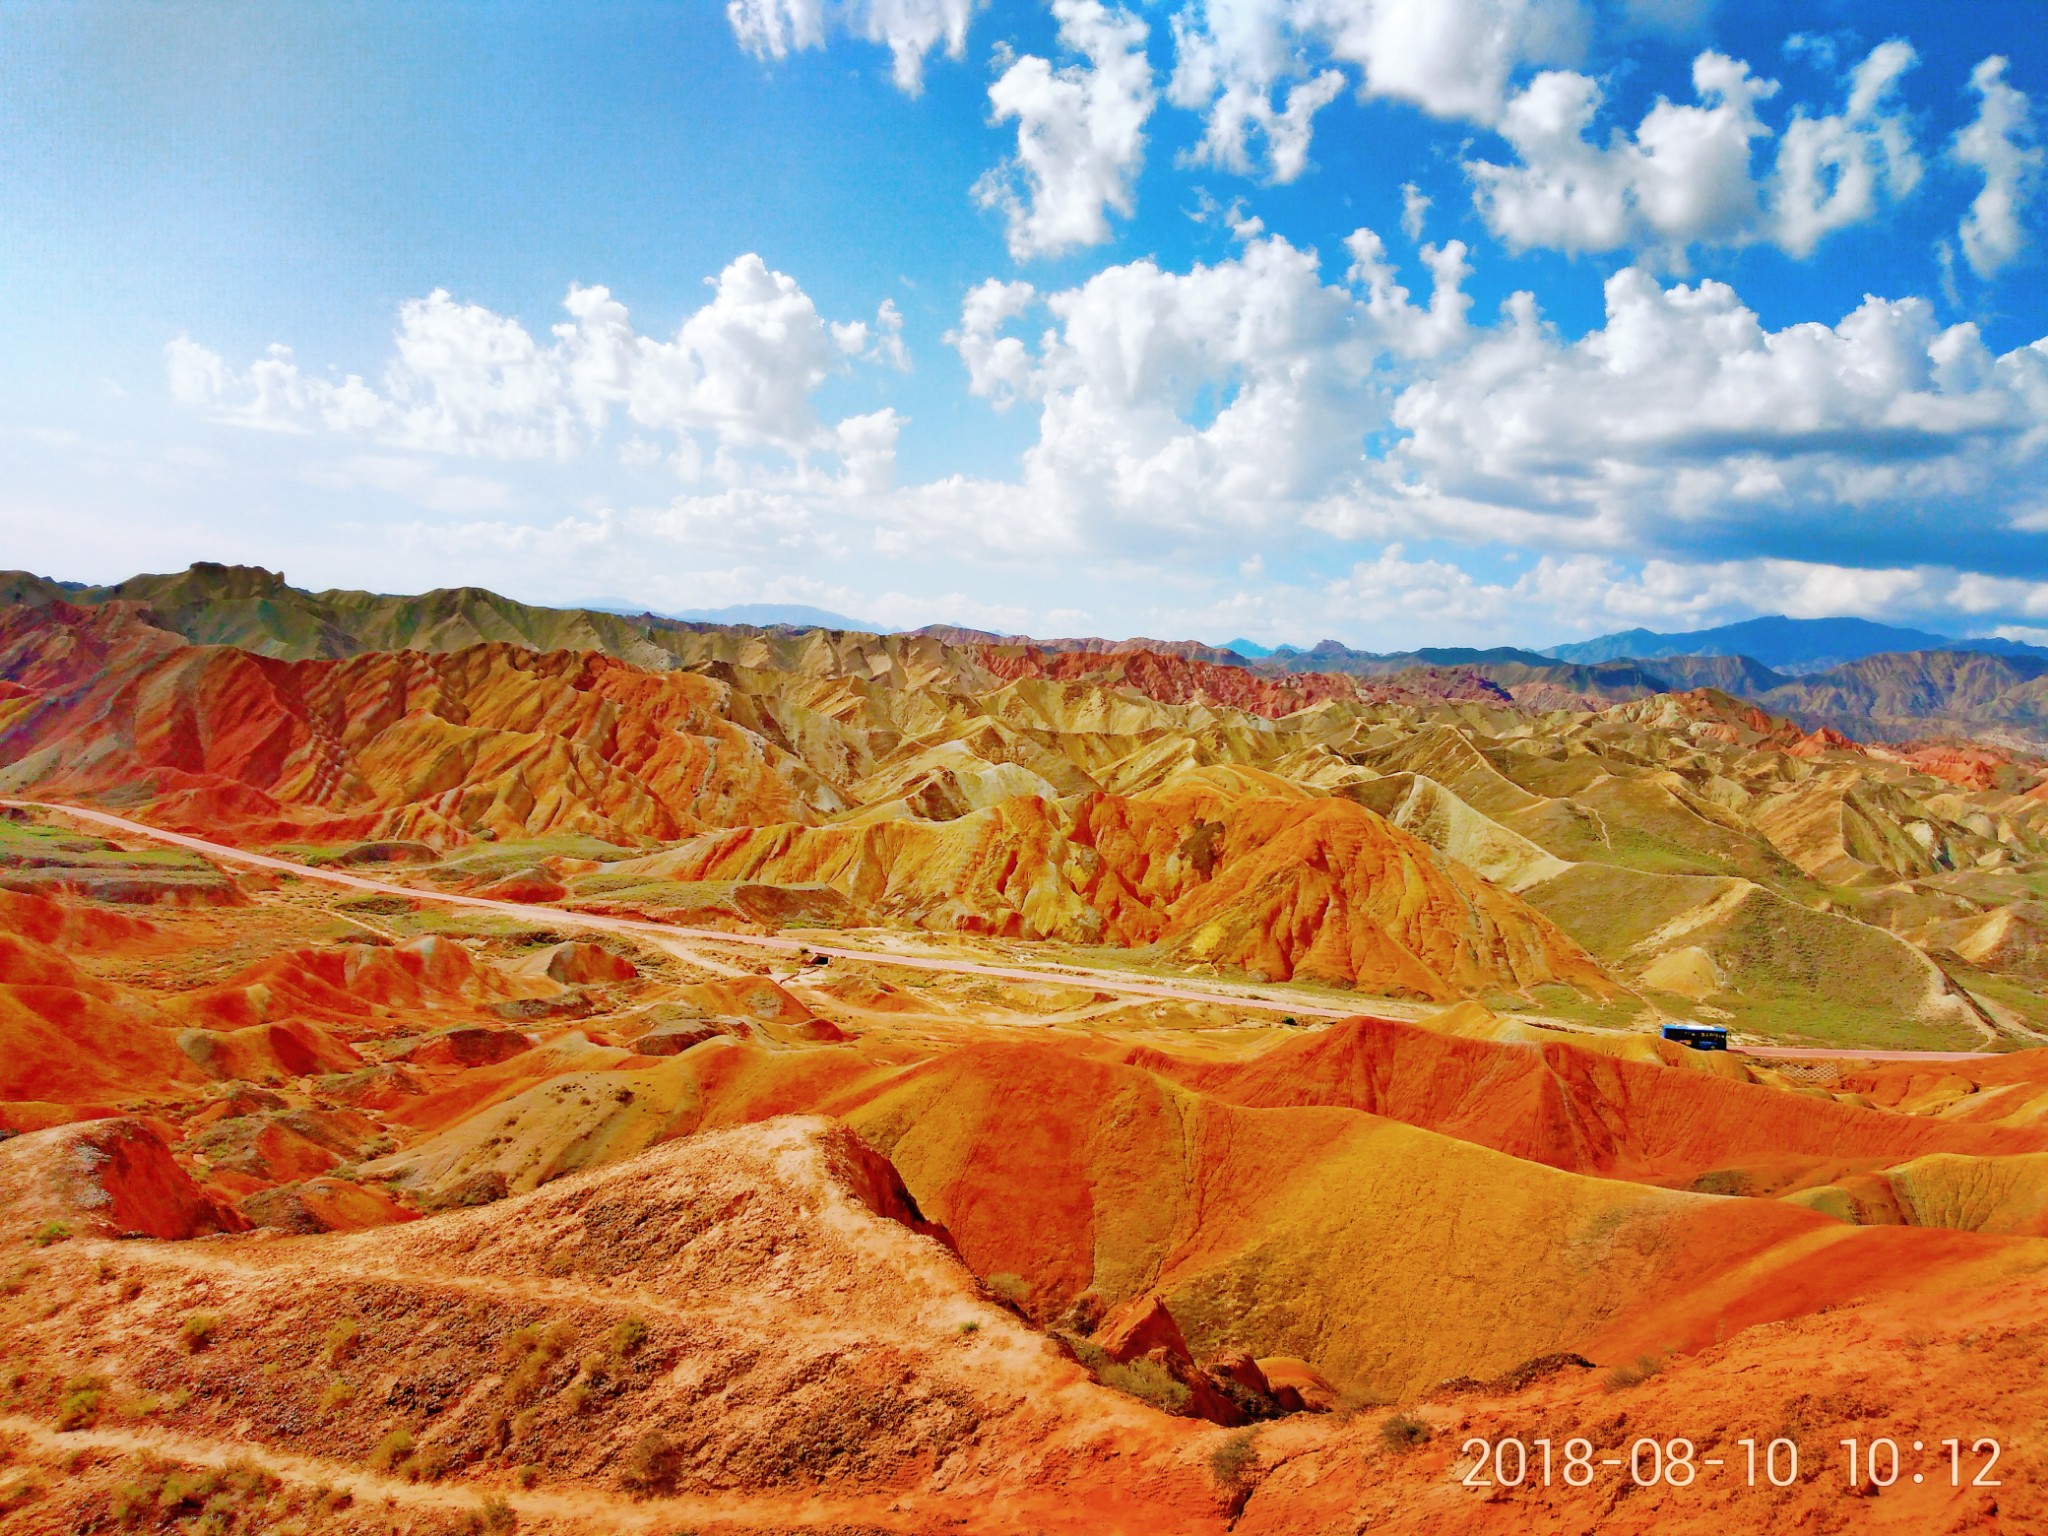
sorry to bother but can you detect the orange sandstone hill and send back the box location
[0,1113,1234,1534]
[790,1038,2046,1397]
[597,778,1608,996]
[0,601,1611,1002]
[14,571,2048,1530]
[0,797,2045,1529]
[975,643,1513,716]
[1132,1013,2048,1182]
[0,601,843,845]
[19,576,2048,1043]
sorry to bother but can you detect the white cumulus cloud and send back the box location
[1770,39,1921,257]
[1321,548,1981,643]
[944,225,1471,546]
[973,0,1156,260]
[1952,55,2043,280]
[1467,42,1920,262]
[1469,51,1775,256]
[1171,59,1345,184]
[942,229,2048,580]
[1167,0,1589,183]
[726,0,980,93]
[1351,267,2048,553]
[167,256,905,490]
[1399,180,1431,239]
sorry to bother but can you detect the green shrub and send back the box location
[1208,1428,1259,1491]
[220,1461,278,1500]
[307,1482,352,1512]
[1098,1357,1191,1416]
[180,1312,219,1352]
[0,1474,38,1513]
[983,1272,1032,1309]
[320,1318,361,1368]
[1063,1335,1112,1373]
[401,1441,453,1483]
[156,1467,222,1510]
[1604,1354,1665,1391]
[619,1431,680,1495]
[610,1316,648,1360]
[121,1385,192,1422]
[366,1429,413,1474]
[26,1222,70,1248]
[501,1320,575,1404]
[1380,1413,1432,1452]
[54,1377,103,1431]
[109,1479,155,1525]
[369,1428,451,1483]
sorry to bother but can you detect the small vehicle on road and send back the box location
[1661,1022,1730,1051]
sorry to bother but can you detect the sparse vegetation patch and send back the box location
[1380,1412,1432,1452]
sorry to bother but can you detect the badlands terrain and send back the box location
[0,565,2046,1532]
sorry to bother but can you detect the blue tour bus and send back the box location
[1661,1022,1730,1051]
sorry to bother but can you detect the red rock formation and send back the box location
[475,869,569,903]
[0,1117,246,1239]
[652,784,1608,997]
[1872,738,2027,790]
[1097,1293,1193,1364]
[1,611,841,846]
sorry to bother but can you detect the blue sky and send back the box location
[4,0,2048,648]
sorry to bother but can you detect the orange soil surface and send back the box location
[0,1115,1232,1535]
[1132,1014,2048,1182]
[1233,1263,2048,1536]
[0,826,2042,1531]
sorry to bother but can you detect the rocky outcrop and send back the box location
[1097,1293,1191,1364]
[516,939,638,986]
[0,1117,245,1239]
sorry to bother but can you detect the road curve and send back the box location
[9,799,2015,1060]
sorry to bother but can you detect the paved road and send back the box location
[5,800,1367,1021]
[13,799,2021,1060]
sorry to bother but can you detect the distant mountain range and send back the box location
[1541,615,2048,672]
[18,564,2048,749]
[591,600,883,631]
[1212,616,2048,677]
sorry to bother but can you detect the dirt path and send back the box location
[9,799,2013,1060]
[5,1161,1209,1536]
[114,1238,971,1372]
[0,1410,1050,1533]
[6,799,1368,1020]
